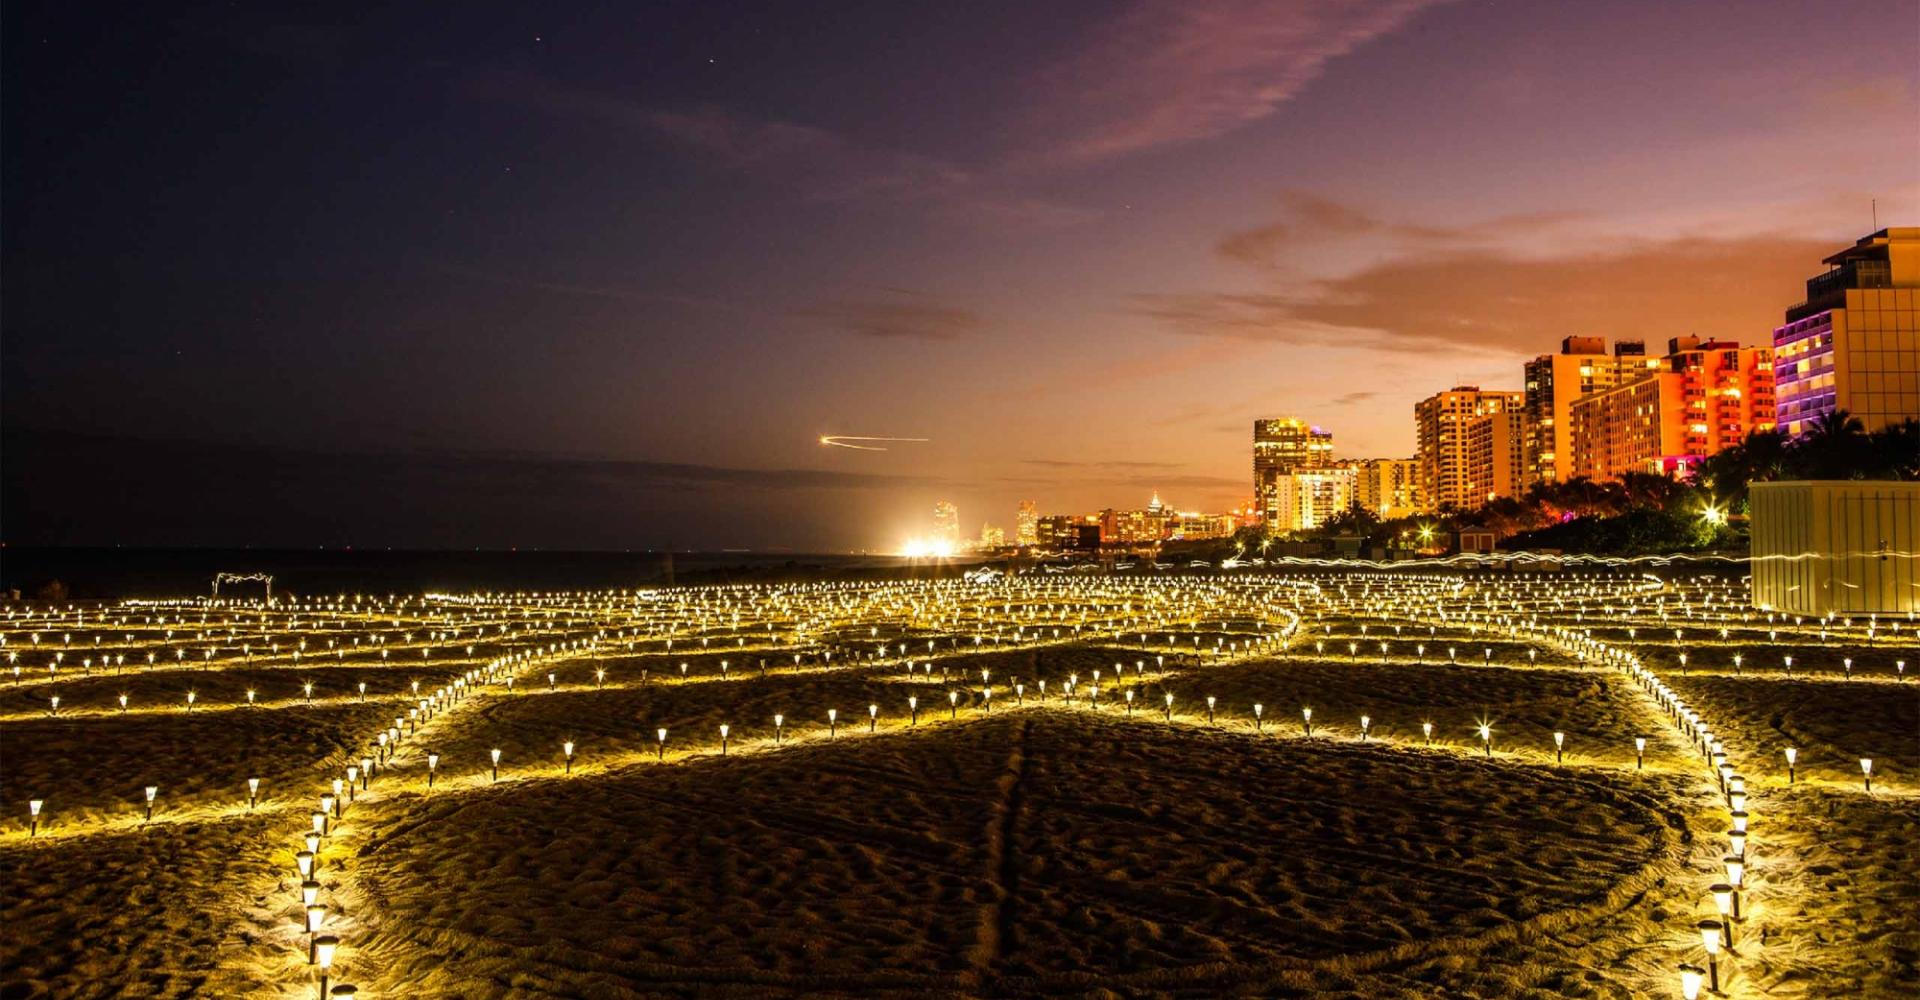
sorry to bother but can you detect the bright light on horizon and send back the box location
[898,537,957,558]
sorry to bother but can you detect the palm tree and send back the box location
[1792,410,1871,479]
[1865,418,1920,479]
[1695,429,1788,510]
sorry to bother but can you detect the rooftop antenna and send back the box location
[1871,198,1877,231]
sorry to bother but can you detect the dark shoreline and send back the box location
[0,547,990,599]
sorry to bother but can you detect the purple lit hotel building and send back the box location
[1771,228,1919,437]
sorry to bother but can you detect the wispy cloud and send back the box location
[1216,191,1587,267]
[1144,224,1831,354]
[1014,0,1450,165]
[1021,458,1183,471]
[794,290,984,341]
[483,74,1098,227]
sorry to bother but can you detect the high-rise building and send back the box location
[1035,514,1074,550]
[979,523,1004,549]
[1099,498,1176,544]
[1172,511,1237,539]
[1415,387,1525,511]
[1522,336,1659,486]
[932,500,959,547]
[1014,500,1038,547]
[1253,418,1333,528]
[1773,227,1919,437]
[1464,409,1526,505]
[1569,338,1776,480]
[1269,468,1358,532]
[1354,458,1423,518]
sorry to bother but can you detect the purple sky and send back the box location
[4,0,1916,550]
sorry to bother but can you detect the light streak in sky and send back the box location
[818,435,930,452]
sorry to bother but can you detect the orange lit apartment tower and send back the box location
[932,500,959,547]
[1270,468,1359,532]
[1465,409,1526,505]
[1354,458,1423,518]
[1522,336,1661,486]
[1253,418,1333,528]
[1773,227,1919,437]
[1569,337,1776,481]
[1415,387,1524,511]
[1014,500,1038,547]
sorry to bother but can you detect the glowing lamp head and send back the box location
[1679,964,1704,1000]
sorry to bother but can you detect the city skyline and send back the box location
[4,1,1918,551]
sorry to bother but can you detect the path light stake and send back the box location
[775,714,786,742]
[248,778,260,809]
[657,727,668,760]
[314,935,339,999]
[28,799,43,837]
[306,904,327,962]
[1861,758,1873,792]
[949,691,958,720]
[144,785,158,823]
[296,850,315,880]
[1477,723,1492,758]
[828,708,839,739]
[868,704,878,733]
[1785,747,1797,783]
[1635,736,1646,770]
[1710,884,1735,945]
[490,748,501,783]
[718,725,729,756]
[1698,921,1722,992]
[1553,731,1564,764]
[1359,714,1370,742]
[1723,856,1744,918]
[427,753,439,788]
[1422,721,1433,746]
[1207,696,1217,726]
[563,740,575,774]
[1253,703,1264,732]
[1302,707,1313,737]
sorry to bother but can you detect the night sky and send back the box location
[5,1,1916,551]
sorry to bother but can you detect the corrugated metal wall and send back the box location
[1751,481,1920,615]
